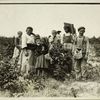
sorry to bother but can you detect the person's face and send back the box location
[64,27,69,33]
[17,32,22,37]
[79,29,85,36]
[41,39,45,44]
[26,28,32,35]
[52,32,56,37]
[36,39,41,45]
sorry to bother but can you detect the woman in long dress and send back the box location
[18,27,36,78]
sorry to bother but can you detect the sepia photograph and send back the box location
[0,0,100,98]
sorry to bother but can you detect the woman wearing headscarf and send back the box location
[62,23,76,74]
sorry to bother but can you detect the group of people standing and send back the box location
[12,23,89,81]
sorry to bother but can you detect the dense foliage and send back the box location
[0,37,26,94]
[89,36,100,57]
[0,36,100,96]
[0,60,26,93]
[49,43,73,81]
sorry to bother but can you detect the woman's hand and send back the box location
[23,48,29,57]
[25,51,29,57]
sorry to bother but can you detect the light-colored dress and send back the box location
[18,33,36,76]
[12,36,22,64]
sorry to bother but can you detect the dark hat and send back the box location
[78,26,85,31]
[57,30,61,34]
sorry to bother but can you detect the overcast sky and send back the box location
[0,5,100,37]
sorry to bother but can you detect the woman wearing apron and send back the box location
[19,27,36,78]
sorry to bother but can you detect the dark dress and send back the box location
[35,44,48,68]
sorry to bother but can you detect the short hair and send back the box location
[26,26,33,31]
[78,26,85,31]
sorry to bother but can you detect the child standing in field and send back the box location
[35,36,48,77]
[12,31,22,65]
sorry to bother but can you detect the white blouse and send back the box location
[22,33,35,49]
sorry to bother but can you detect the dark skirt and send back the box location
[35,54,48,68]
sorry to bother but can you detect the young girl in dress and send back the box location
[35,36,48,77]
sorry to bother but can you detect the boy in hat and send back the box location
[74,26,89,80]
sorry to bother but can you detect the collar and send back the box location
[64,33,71,36]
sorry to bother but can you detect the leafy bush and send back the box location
[89,37,100,57]
[0,36,14,59]
[49,43,73,81]
[0,60,26,93]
